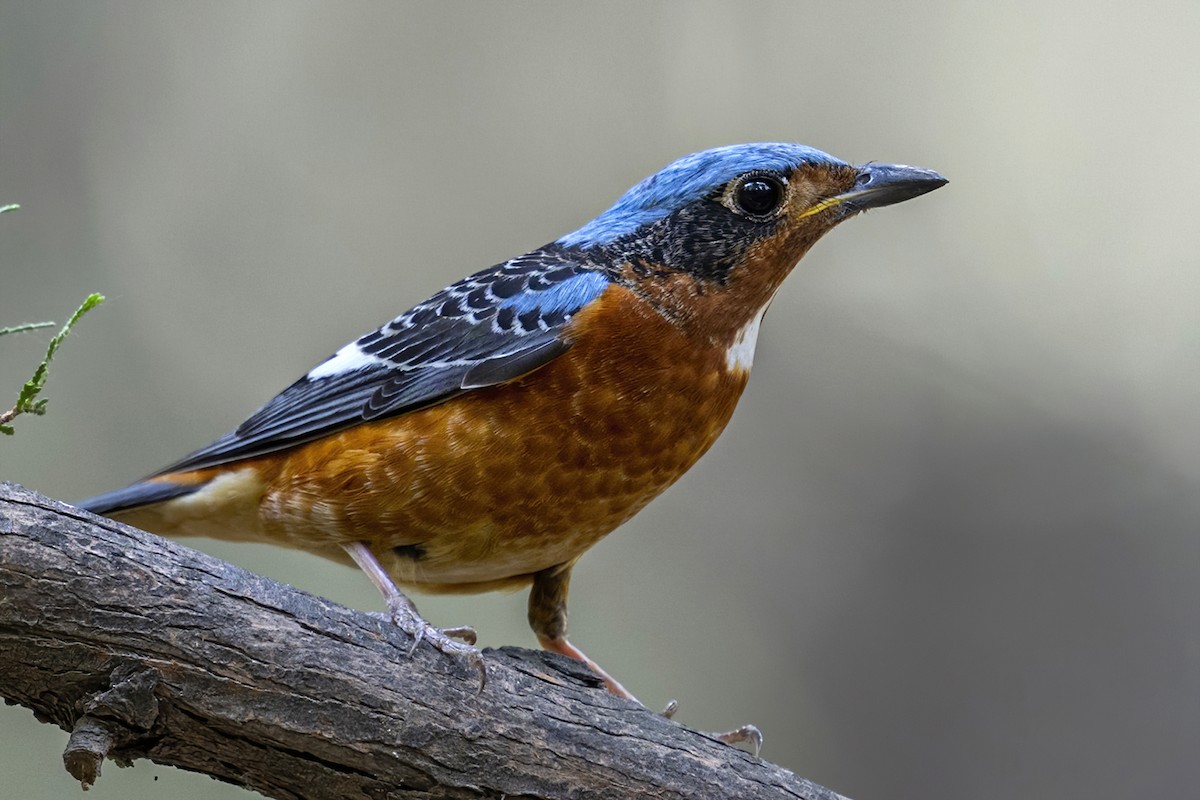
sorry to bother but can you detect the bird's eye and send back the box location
[732,176,785,217]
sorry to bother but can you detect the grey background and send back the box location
[2,2,1198,799]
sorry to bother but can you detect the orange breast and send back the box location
[234,285,750,592]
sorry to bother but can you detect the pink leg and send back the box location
[537,633,638,701]
[529,565,762,755]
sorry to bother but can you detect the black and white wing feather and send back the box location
[157,251,611,474]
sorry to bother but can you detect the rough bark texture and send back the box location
[0,482,849,800]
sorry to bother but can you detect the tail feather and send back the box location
[78,480,201,516]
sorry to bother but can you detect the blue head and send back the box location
[549,142,945,331]
[558,143,849,249]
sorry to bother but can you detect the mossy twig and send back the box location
[1,293,105,435]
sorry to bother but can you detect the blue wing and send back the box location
[157,250,611,474]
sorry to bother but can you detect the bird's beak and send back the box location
[795,163,947,220]
[836,163,948,211]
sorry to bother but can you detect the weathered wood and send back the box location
[0,482,849,800]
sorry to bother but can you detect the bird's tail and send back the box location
[78,467,267,541]
[78,480,202,516]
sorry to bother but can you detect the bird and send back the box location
[80,142,945,742]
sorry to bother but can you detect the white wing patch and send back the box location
[724,304,770,374]
[307,343,387,379]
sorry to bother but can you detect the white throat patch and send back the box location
[724,304,770,374]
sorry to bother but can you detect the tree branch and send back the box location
[0,482,849,800]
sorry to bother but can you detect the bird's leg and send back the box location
[342,541,484,688]
[529,564,763,756]
[529,563,638,699]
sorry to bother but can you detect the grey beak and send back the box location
[838,163,948,211]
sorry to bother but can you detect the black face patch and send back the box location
[602,199,778,284]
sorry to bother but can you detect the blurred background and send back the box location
[2,2,1198,798]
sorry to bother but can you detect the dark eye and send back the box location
[733,176,784,217]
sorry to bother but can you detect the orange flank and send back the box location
[125,284,749,594]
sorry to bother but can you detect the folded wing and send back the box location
[157,251,610,474]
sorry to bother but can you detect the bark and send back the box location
[0,482,849,800]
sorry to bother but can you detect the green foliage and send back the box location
[2,202,107,433]
[1,204,106,434]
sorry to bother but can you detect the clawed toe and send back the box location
[428,633,485,693]
[710,723,763,757]
[658,699,759,756]
[395,613,486,691]
[439,625,478,645]
[373,600,486,690]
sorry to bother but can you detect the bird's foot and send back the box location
[536,631,760,754]
[341,541,485,690]
[378,597,486,692]
[659,700,761,756]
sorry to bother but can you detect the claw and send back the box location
[440,625,478,645]
[710,724,763,757]
[389,611,487,691]
[465,648,487,695]
[404,621,425,657]
[661,699,758,755]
